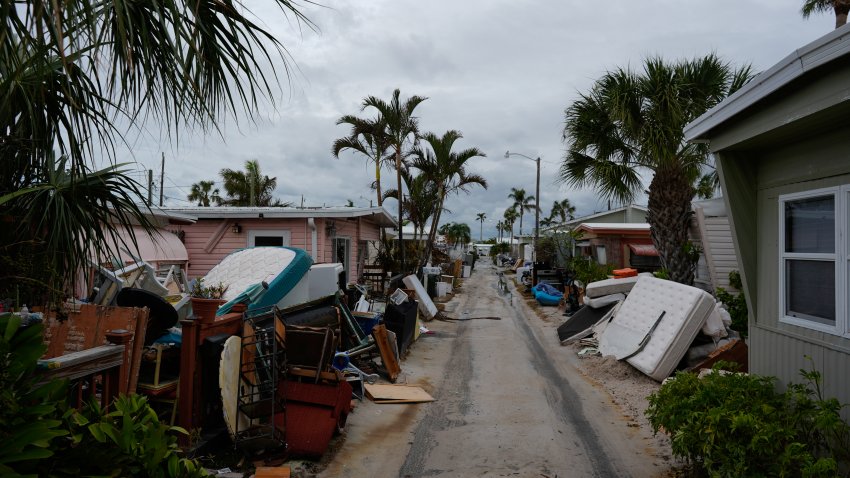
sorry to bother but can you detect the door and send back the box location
[333,237,351,283]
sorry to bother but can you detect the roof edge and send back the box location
[684,25,850,141]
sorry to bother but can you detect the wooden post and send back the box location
[106,329,134,395]
[178,318,198,443]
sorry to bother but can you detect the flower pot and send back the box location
[190,297,226,323]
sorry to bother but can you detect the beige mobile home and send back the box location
[685,27,850,405]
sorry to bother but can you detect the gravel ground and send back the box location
[532,298,681,472]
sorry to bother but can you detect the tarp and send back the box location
[628,243,659,256]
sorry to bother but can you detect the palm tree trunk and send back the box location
[646,164,696,285]
[835,1,849,27]
[375,160,383,207]
[396,150,405,272]
[421,185,447,267]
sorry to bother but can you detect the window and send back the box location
[595,245,607,265]
[248,230,291,248]
[779,187,846,335]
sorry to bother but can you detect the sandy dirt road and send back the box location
[317,262,669,477]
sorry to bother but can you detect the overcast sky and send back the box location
[121,0,832,240]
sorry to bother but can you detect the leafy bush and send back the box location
[646,363,850,477]
[0,313,69,475]
[716,270,749,337]
[568,255,613,286]
[0,312,208,477]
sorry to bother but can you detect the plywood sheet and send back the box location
[364,384,434,404]
[372,324,400,382]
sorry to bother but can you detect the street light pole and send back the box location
[504,151,541,264]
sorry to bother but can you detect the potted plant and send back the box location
[189,279,228,323]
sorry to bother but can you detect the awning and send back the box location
[576,241,591,247]
[628,244,659,256]
[97,226,189,265]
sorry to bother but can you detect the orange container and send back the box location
[613,268,638,278]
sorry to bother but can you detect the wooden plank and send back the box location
[38,345,124,382]
[371,324,400,383]
[255,466,291,478]
[690,339,748,373]
[364,383,434,403]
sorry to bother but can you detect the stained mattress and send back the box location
[598,276,714,381]
[203,247,312,315]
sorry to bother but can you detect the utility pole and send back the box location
[147,170,153,205]
[159,152,165,207]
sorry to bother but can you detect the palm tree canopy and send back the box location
[508,188,536,214]
[362,89,428,153]
[560,54,753,205]
[549,199,576,223]
[801,0,850,27]
[220,160,282,207]
[188,180,221,207]
[560,54,753,284]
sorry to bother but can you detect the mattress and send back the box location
[584,273,653,298]
[597,276,714,381]
[557,302,618,345]
[583,293,625,309]
[584,276,640,298]
[402,274,438,320]
[204,247,312,316]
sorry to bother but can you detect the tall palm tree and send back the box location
[476,213,487,241]
[560,55,753,285]
[383,167,440,261]
[332,115,392,207]
[219,159,287,207]
[508,188,536,236]
[450,223,471,249]
[802,0,850,28]
[187,180,221,207]
[412,130,487,265]
[496,220,505,243]
[549,199,576,224]
[361,89,428,272]
[503,207,519,255]
[0,0,312,304]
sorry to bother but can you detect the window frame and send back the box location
[777,186,845,336]
[247,229,291,248]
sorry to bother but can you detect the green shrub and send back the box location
[0,312,208,477]
[646,363,849,477]
[568,255,613,285]
[716,270,749,337]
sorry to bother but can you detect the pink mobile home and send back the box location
[162,206,396,283]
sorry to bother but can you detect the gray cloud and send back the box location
[121,0,830,239]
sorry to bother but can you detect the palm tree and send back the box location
[361,89,428,272]
[412,130,487,265]
[496,220,505,243]
[549,199,576,224]
[187,180,221,207]
[0,0,312,305]
[383,167,440,261]
[451,223,472,249]
[802,0,850,28]
[219,160,286,207]
[503,207,519,255]
[560,55,753,284]
[332,115,392,207]
[476,213,487,241]
[508,188,536,236]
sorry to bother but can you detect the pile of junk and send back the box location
[78,246,442,460]
[556,269,747,381]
